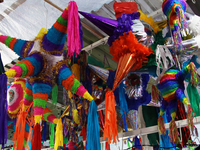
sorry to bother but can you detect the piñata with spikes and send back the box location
[0,1,99,150]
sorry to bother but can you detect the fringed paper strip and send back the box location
[158,116,166,135]
[67,1,82,57]
[0,74,7,148]
[31,123,41,150]
[13,111,28,150]
[187,105,195,135]
[103,91,118,144]
[169,120,179,144]
[87,100,100,150]
[55,118,63,150]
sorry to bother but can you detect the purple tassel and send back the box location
[0,74,7,148]
[79,17,83,49]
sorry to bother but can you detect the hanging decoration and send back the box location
[162,0,188,54]
[103,2,154,143]
[2,0,200,149]
[67,1,83,58]
[0,2,99,149]
[157,62,199,144]
[0,73,7,149]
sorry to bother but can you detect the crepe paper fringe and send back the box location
[0,74,7,148]
[31,123,41,150]
[87,100,100,150]
[187,105,195,135]
[50,123,55,148]
[158,116,166,135]
[151,85,161,104]
[108,12,140,46]
[109,31,153,72]
[67,1,82,57]
[189,62,199,87]
[42,121,47,142]
[80,126,86,141]
[187,84,200,116]
[119,82,129,115]
[13,111,28,150]
[26,126,33,150]
[73,109,80,125]
[103,91,118,144]
[169,119,179,144]
[55,118,63,150]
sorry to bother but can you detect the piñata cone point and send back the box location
[112,53,135,91]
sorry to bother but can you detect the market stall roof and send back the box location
[0,0,195,68]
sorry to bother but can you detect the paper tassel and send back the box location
[80,126,86,141]
[87,100,100,150]
[158,116,166,135]
[146,77,161,104]
[103,91,118,144]
[134,136,142,149]
[189,62,199,86]
[151,85,160,104]
[73,109,80,125]
[13,110,29,150]
[31,123,41,150]
[52,84,58,105]
[187,84,200,116]
[0,74,7,148]
[169,119,179,144]
[187,105,195,135]
[50,123,55,148]
[67,1,81,57]
[42,121,47,142]
[55,118,63,150]
[26,125,33,150]
[119,82,129,115]
[127,110,138,130]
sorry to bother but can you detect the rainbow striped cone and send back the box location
[41,7,68,54]
[5,52,46,78]
[22,79,33,111]
[43,107,58,124]
[32,78,52,124]
[0,35,32,58]
[54,61,94,102]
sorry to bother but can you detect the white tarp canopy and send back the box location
[0,0,113,65]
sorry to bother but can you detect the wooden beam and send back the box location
[44,0,104,38]
[100,116,200,142]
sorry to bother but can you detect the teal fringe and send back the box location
[187,83,200,116]
[87,100,100,150]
